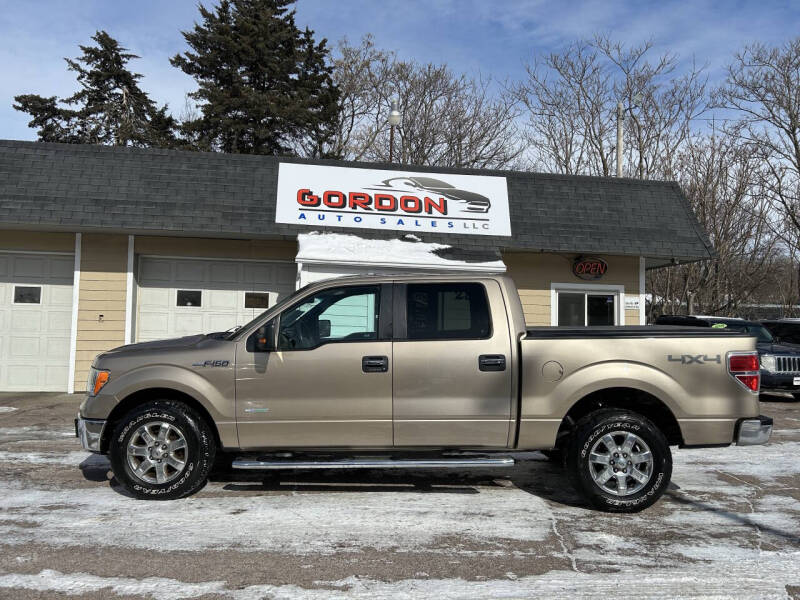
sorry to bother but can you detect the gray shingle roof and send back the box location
[0,139,714,262]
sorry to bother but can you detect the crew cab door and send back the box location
[392,280,513,447]
[234,283,393,449]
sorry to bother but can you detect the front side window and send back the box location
[406,283,491,340]
[278,285,379,350]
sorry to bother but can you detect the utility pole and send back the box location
[616,101,624,177]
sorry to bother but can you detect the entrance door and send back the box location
[392,280,513,447]
[235,283,392,448]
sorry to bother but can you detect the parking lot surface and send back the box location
[0,392,798,599]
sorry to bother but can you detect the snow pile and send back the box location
[297,232,505,272]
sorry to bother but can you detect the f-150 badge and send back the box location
[192,360,230,367]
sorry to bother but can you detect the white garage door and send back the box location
[137,257,296,342]
[0,252,74,392]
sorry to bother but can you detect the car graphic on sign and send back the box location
[376,176,492,214]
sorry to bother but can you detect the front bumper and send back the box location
[736,415,773,446]
[760,372,800,394]
[75,414,106,452]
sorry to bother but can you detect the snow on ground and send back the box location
[2,554,800,600]
[0,406,17,413]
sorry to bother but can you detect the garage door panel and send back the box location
[48,285,74,306]
[207,290,239,309]
[11,335,41,356]
[49,257,75,280]
[209,263,240,283]
[174,262,206,283]
[13,257,46,278]
[139,287,171,307]
[137,257,295,342]
[0,252,74,392]
[12,311,42,331]
[45,337,70,359]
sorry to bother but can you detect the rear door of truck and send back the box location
[391,279,514,447]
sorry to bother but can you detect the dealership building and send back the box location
[0,139,714,393]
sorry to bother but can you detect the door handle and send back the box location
[479,354,506,372]
[362,355,389,373]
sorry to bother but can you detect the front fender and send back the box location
[81,363,237,447]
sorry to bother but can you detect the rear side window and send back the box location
[406,283,491,340]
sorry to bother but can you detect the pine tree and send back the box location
[171,0,339,155]
[13,31,177,147]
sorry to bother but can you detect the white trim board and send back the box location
[639,256,646,325]
[550,282,625,326]
[67,233,82,394]
[124,235,135,345]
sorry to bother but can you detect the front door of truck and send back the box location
[392,280,513,447]
[235,283,393,448]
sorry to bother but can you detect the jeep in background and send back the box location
[655,315,800,400]
[78,274,771,512]
[762,319,800,346]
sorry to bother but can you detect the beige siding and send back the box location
[135,236,297,261]
[0,230,75,252]
[74,234,128,387]
[503,252,642,326]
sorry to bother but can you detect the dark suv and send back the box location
[655,315,800,400]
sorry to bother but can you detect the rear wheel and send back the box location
[565,409,671,512]
[109,400,215,500]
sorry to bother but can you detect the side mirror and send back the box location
[247,320,276,352]
[319,319,331,338]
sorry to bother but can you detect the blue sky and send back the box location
[1,0,798,140]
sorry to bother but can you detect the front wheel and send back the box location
[109,400,216,500]
[565,409,672,512]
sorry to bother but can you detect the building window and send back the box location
[245,292,271,309]
[177,290,202,307]
[553,285,622,326]
[405,283,491,340]
[13,285,42,304]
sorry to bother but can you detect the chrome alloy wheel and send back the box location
[126,421,188,484]
[588,431,653,496]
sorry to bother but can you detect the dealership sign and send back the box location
[275,163,511,236]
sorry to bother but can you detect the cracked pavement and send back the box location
[0,392,798,599]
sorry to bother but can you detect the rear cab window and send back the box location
[404,282,491,340]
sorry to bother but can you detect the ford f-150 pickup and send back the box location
[76,274,772,511]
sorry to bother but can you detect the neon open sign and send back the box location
[573,257,608,280]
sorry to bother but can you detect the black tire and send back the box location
[109,400,216,500]
[565,409,671,513]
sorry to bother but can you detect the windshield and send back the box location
[225,283,312,340]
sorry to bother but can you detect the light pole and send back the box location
[388,98,401,163]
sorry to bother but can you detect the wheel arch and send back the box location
[100,388,222,454]
[557,387,683,447]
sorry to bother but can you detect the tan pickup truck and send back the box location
[77,274,772,511]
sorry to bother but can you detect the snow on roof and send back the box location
[296,232,506,272]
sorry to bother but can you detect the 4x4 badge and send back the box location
[667,354,721,365]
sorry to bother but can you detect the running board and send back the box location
[231,457,515,470]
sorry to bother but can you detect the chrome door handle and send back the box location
[362,355,389,373]
[479,354,506,372]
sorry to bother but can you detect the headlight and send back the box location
[760,354,776,373]
[86,367,111,396]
